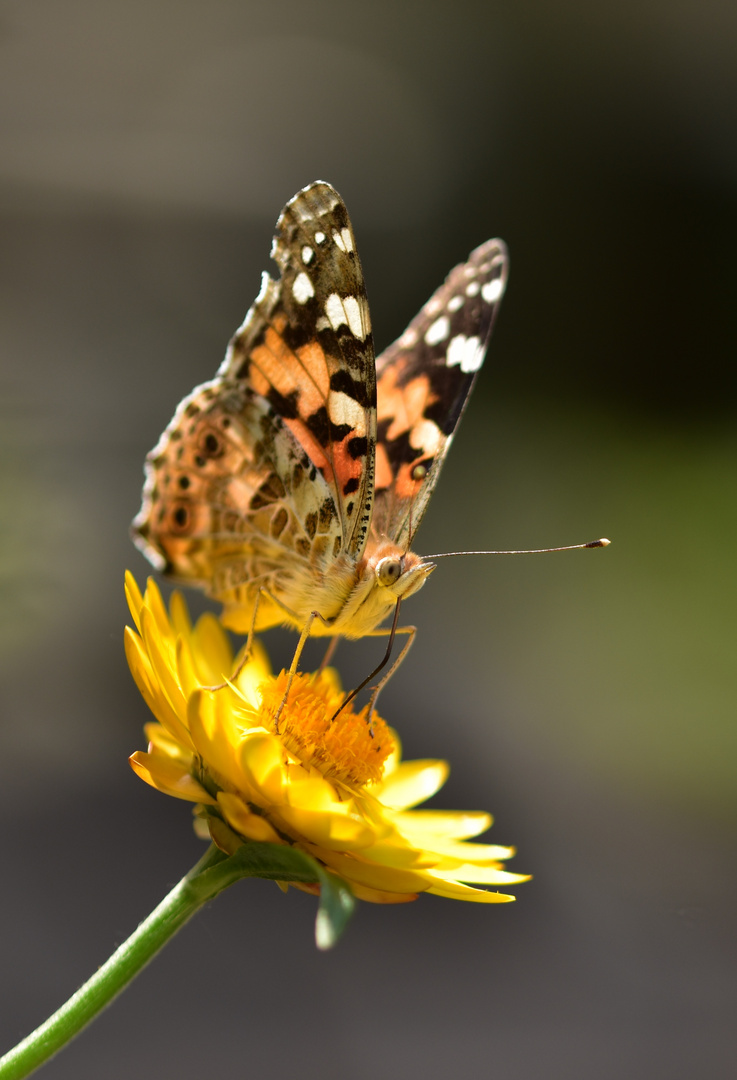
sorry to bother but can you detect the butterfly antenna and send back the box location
[424,538,611,558]
[330,600,402,724]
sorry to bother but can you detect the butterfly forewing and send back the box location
[371,239,509,549]
[223,182,376,560]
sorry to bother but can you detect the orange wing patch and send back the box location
[377,368,438,443]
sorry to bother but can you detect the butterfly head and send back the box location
[365,541,435,603]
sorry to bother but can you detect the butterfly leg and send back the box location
[318,635,340,672]
[364,625,416,725]
[331,600,417,725]
[331,624,416,726]
[274,609,335,728]
[208,584,296,689]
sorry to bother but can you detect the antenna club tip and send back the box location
[592,538,611,548]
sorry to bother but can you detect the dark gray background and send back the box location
[1,2,735,1078]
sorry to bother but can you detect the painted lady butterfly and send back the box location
[133,181,508,656]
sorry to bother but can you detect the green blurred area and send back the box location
[425,397,737,826]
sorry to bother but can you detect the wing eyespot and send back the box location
[170,504,191,532]
[198,429,225,459]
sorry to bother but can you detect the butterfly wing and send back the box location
[133,182,377,628]
[371,239,509,549]
[222,181,376,560]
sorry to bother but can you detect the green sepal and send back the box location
[188,836,356,948]
[312,866,355,950]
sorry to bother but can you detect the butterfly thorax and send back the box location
[216,537,433,640]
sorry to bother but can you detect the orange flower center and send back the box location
[258,671,394,787]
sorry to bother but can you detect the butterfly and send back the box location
[133,181,508,669]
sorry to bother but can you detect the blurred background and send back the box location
[1,2,735,1077]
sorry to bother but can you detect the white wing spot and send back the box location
[329,391,366,433]
[333,231,347,252]
[302,246,314,265]
[447,334,484,373]
[425,297,443,316]
[315,231,327,245]
[447,295,464,312]
[325,294,368,340]
[341,228,353,252]
[482,278,504,303]
[292,272,314,304]
[425,315,451,345]
[465,281,480,297]
[409,418,443,454]
[316,315,330,332]
[343,296,362,339]
[400,327,419,347]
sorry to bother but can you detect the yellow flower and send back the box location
[125,573,528,905]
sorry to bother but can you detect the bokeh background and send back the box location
[1,2,735,1078]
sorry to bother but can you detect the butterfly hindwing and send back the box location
[371,239,509,548]
[133,380,339,593]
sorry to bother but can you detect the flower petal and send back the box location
[376,760,449,810]
[125,628,194,750]
[315,850,432,894]
[129,750,215,804]
[217,792,283,843]
[191,612,234,685]
[124,570,144,632]
[424,877,517,903]
[429,864,530,885]
[392,809,493,841]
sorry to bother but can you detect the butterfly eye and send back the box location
[376,556,403,587]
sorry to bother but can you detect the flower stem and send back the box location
[0,844,232,1080]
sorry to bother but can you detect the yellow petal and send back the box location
[341,835,437,870]
[124,570,144,632]
[142,577,172,640]
[402,836,515,863]
[140,608,187,718]
[237,729,287,806]
[278,804,375,849]
[424,877,517,903]
[377,759,449,810]
[315,849,431,894]
[125,628,194,750]
[429,864,530,885]
[187,689,247,791]
[144,723,193,765]
[176,635,203,700]
[343,880,419,904]
[169,589,192,638]
[191,612,234,685]
[129,750,215,804]
[392,809,493,841]
[217,792,283,843]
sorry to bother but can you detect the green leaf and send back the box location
[313,866,355,950]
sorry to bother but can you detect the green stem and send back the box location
[0,844,234,1080]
